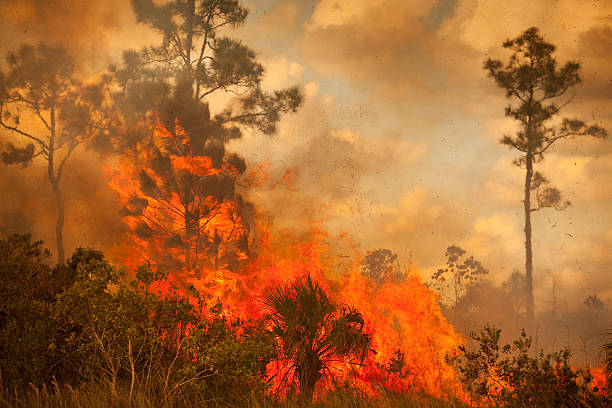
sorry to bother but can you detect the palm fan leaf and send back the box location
[262,275,373,401]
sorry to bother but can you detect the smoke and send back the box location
[0,0,155,72]
[0,150,126,261]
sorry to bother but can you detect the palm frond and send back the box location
[262,275,373,399]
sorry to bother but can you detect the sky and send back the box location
[0,0,610,315]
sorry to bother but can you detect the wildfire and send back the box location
[107,118,465,398]
[342,271,464,396]
[108,118,249,276]
[590,368,608,394]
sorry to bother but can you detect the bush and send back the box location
[0,234,65,386]
[0,235,273,406]
[456,324,608,407]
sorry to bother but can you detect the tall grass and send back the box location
[1,381,465,408]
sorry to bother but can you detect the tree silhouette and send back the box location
[263,276,372,402]
[0,45,110,263]
[360,248,403,283]
[484,27,607,318]
[121,0,302,125]
[431,245,489,310]
[110,0,302,271]
[584,294,606,314]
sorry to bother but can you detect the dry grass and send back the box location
[1,381,465,408]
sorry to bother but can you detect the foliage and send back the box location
[431,245,489,309]
[263,276,373,402]
[121,0,302,134]
[584,294,606,313]
[361,249,404,283]
[484,27,607,318]
[179,309,274,404]
[456,324,608,407]
[312,387,466,408]
[484,27,606,153]
[0,234,62,385]
[0,234,273,406]
[4,233,610,407]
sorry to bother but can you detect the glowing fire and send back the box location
[108,119,249,276]
[342,270,463,396]
[107,118,465,397]
[590,368,608,394]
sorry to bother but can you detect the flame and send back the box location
[341,270,464,396]
[107,118,465,398]
[107,118,249,276]
[589,368,608,394]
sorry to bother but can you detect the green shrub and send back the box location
[0,234,64,386]
[0,235,273,406]
[456,324,608,407]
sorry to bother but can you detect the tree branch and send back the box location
[0,117,48,148]
[57,140,79,180]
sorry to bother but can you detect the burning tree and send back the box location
[109,0,302,273]
[484,27,607,318]
[0,45,110,263]
[112,113,252,272]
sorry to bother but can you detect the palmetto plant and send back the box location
[263,276,372,402]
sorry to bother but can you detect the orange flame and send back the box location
[590,368,608,394]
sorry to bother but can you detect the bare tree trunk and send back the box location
[299,376,315,406]
[185,241,191,271]
[552,276,557,317]
[454,272,459,310]
[185,210,195,270]
[185,0,195,94]
[524,153,534,319]
[297,359,318,405]
[51,180,65,264]
[128,338,135,401]
[48,105,65,264]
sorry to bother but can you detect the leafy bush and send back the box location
[456,324,608,407]
[0,234,66,386]
[0,234,273,406]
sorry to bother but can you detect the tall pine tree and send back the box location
[484,27,606,318]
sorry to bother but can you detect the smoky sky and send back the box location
[0,0,611,317]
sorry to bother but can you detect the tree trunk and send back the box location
[185,210,196,270]
[51,180,65,264]
[299,374,315,405]
[454,271,459,310]
[524,153,534,319]
[48,105,65,264]
[297,355,321,405]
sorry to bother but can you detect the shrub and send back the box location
[0,235,273,406]
[456,324,608,407]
